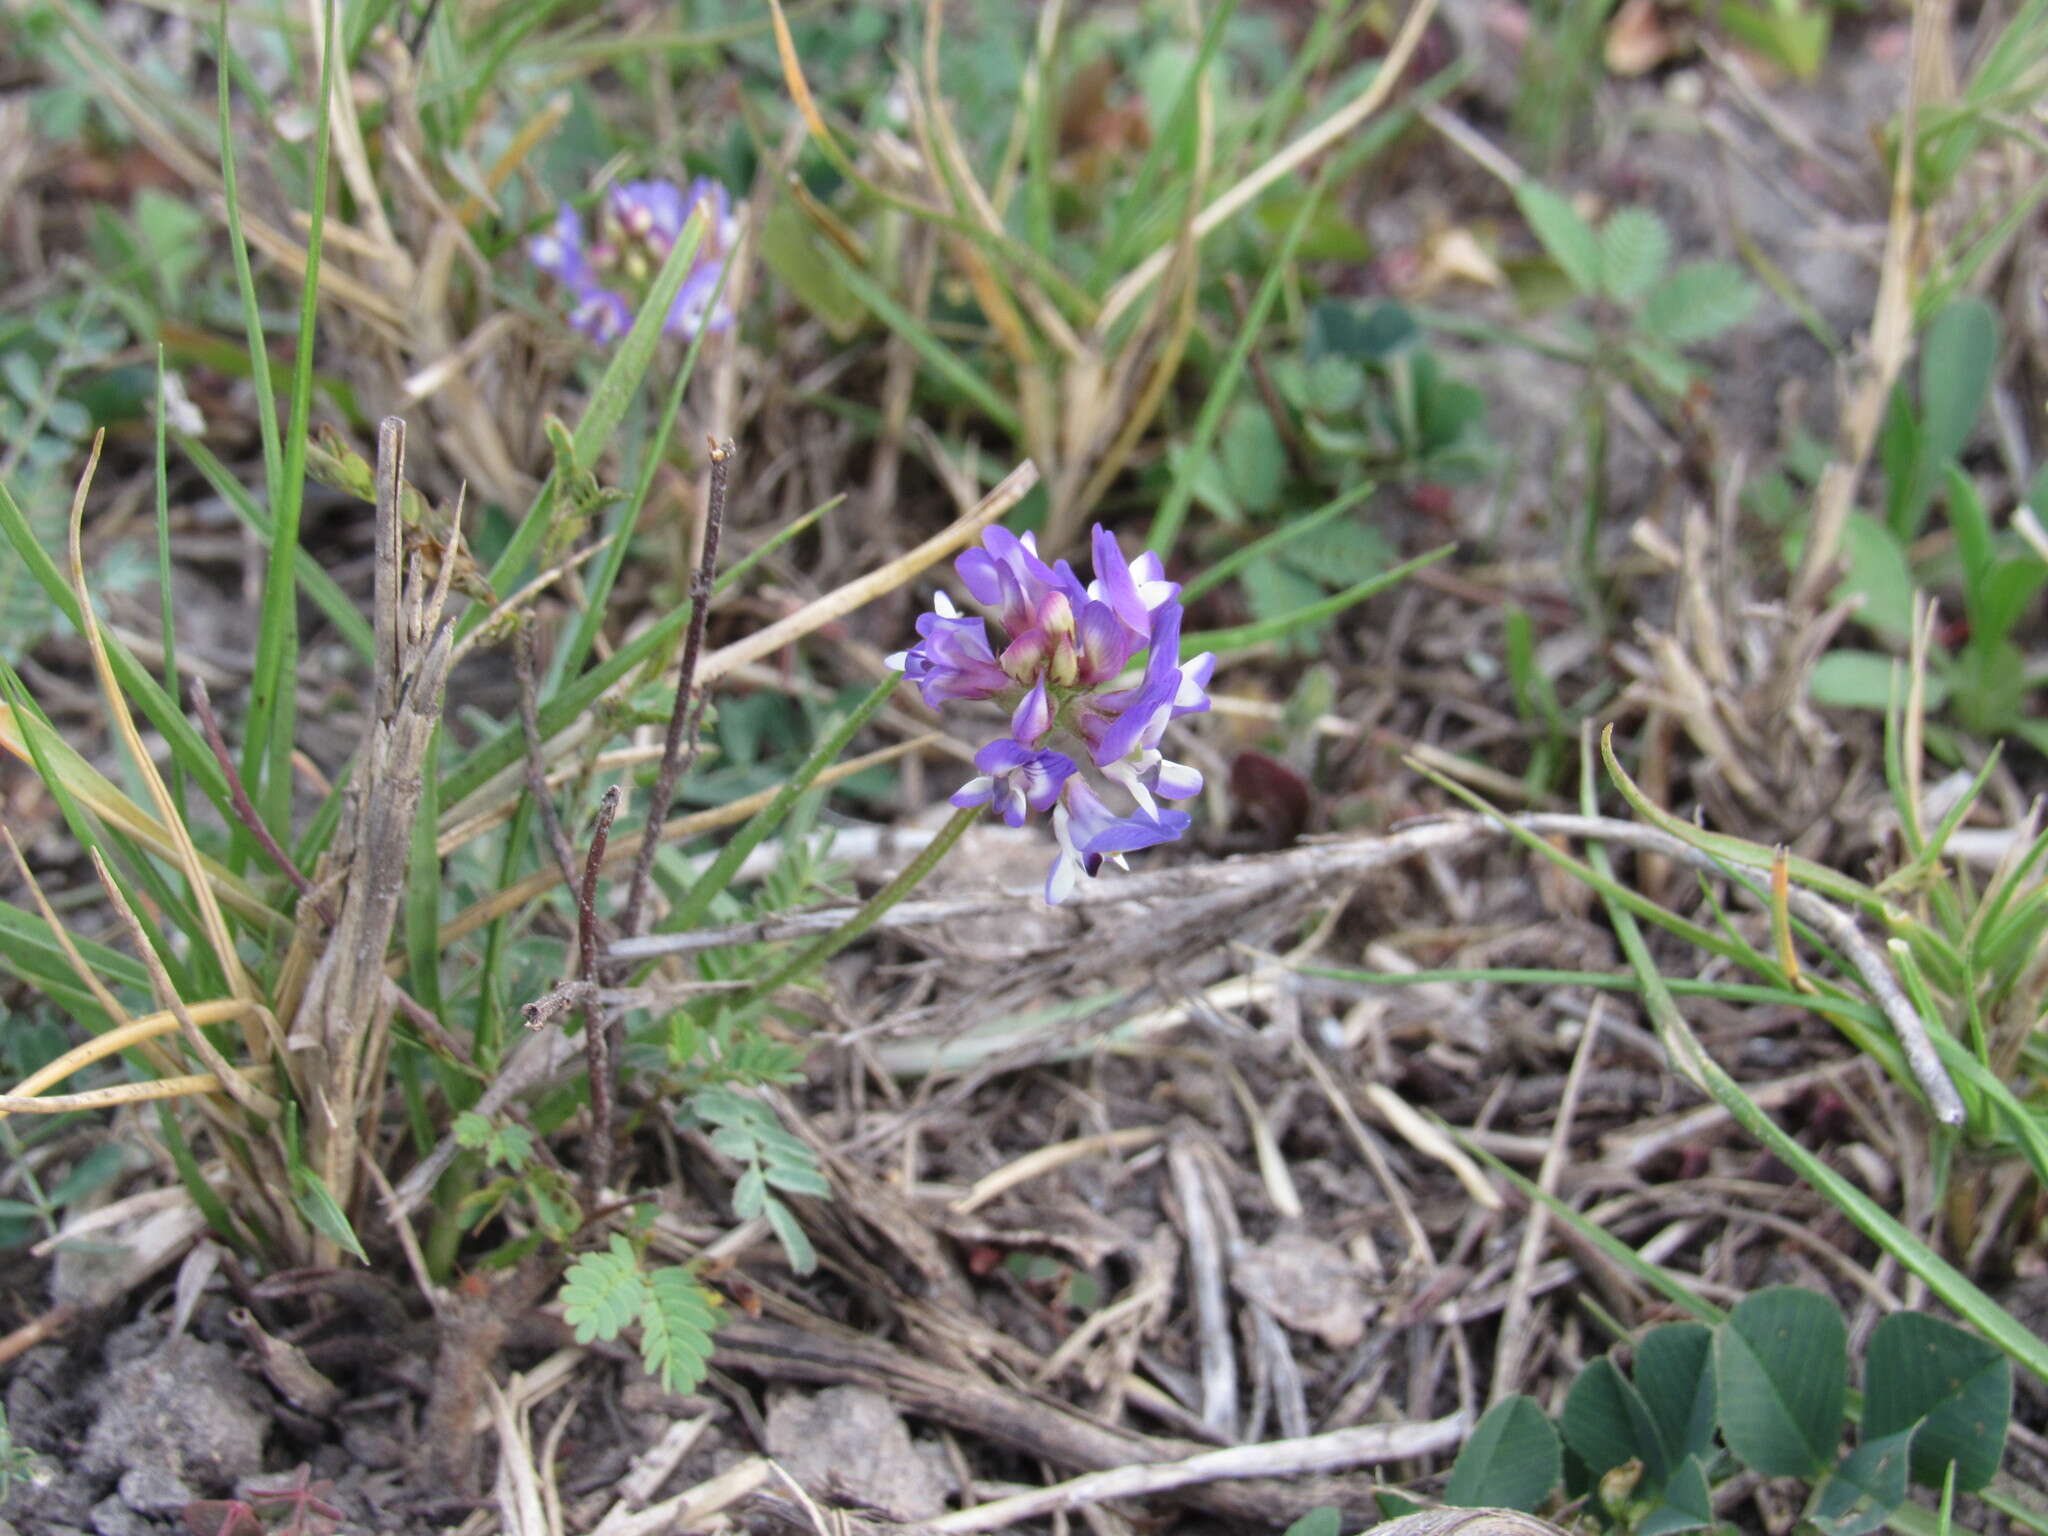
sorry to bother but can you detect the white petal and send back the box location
[934,591,960,618]
[1104,759,1157,817]
[885,651,909,672]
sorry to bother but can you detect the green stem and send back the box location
[735,805,980,1009]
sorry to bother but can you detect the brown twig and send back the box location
[0,1303,77,1368]
[618,439,734,940]
[578,785,623,1207]
[386,984,473,1067]
[514,625,580,890]
[522,980,599,1033]
[190,676,334,924]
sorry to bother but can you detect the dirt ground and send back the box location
[1,2,2045,1534]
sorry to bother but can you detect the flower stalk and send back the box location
[736,804,982,1008]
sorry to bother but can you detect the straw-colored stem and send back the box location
[0,1072,276,1115]
[4,999,258,1108]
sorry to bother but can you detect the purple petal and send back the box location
[900,605,1009,705]
[1011,680,1052,745]
[1173,651,1216,717]
[569,284,634,343]
[965,742,1075,829]
[950,776,994,810]
[1091,674,1176,767]
[667,265,726,339]
[1149,758,1204,801]
[973,738,1035,775]
[1082,805,1190,855]
[1090,524,1147,634]
[1075,600,1135,683]
[611,179,687,246]
[956,545,1004,607]
[528,204,588,285]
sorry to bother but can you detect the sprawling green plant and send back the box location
[1806,298,2048,755]
[1289,1289,2015,1535]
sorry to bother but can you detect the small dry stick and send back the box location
[523,980,599,1033]
[1167,1140,1238,1441]
[514,625,581,890]
[619,438,734,939]
[924,1414,1471,1535]
[578,785,623,1207]
[190,677,335,924]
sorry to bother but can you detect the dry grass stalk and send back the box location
[925,1412,1473,1535]
[1786,0,1939,608]
[665,805,1964,1126]
[1623,504,1851,836]
[293,417,457,1245]
[1165,1140,1238,1440]
[1489,1001,1603,1399]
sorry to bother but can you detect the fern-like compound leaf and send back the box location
[560,1235,648,1344]
[640,1267,720,1392]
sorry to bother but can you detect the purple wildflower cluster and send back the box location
[527,178,738,345]
[891,525,1215,903]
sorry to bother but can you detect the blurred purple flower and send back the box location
[527,176,739,344]
[892,524,1213,902]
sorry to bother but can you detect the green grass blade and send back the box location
[242,0,340,837]
[0,481,231,814]
[1600,725,1874,910]
[713,494,844,597]
[551,247,739,687]
[1587,838,2048,1387]
[1412,770,1769,973]
[156,1101,249,1250]
[180,435,377,661]
[153,350,185,818]
[661,675,900,935]
[1096,0,1240,283]
[1181,543,1453,654]
[0,900,150,1032]
[0,668,194,995]
[817,241,1022,437]
[216,3,284,516]
[477,208,710,614]
[439,599,695,812]
[1178,481,1380,602]
[1146,161,1335,556]
[1466,1138,1725,1326]
[405,725,446,1022]
[733,804,979,1010]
